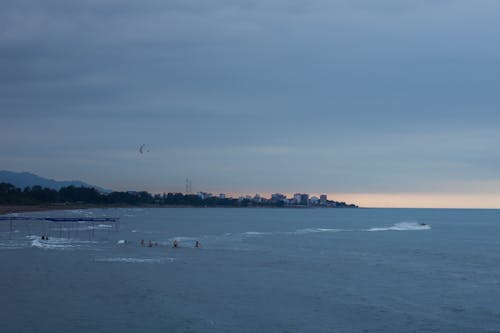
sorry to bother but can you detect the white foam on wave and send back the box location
[66,209,94,216]
[0,241,24,250]
[28,235,98,250]
[244,228,345,237]
[117,239,126,245]
[0,230,19,235]
[125,208,143,212]
[52,224,113,231]
[294,228,343,235]
[55,226,88,231]
[242,231,273,236]
[168,236,198,242]
[118,222,431,251]
[95,257,175,264]
[168,228,344,245]
[366,222,431,232]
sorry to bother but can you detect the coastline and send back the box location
[0,204,360,216]
[0,204,136,216]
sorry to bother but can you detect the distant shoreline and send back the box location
[0,204,360,216]
[0,204,124,216]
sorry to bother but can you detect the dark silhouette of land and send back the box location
[0,182,358,215]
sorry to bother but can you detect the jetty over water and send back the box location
[0,216,120,239]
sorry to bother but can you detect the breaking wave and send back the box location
[294,228,343,235]
[65,209,94,217]
[140,222,431,250]
[95,257,175,264]
[52,224,113,231]
[242,231,274,237]
[0,241,24,250]
[28,235,98,250]
[244,228,344,237]
[167,236,198,243]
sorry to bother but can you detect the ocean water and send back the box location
[1,208,500,332]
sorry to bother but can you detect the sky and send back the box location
[2,0,500,208]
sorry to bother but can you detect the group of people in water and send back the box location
[140,239,158,247]
[40,235,201,248]
[140,239,201,248]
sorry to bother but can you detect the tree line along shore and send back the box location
[0,182,358,215]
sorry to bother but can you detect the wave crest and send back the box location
[95,257,175,264]
[294,228,342,235]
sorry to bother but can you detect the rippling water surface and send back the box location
[2,208,500,332]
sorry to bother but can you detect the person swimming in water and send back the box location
[195,240,201,248]
[173,239,178,248]
[140,239,145,246]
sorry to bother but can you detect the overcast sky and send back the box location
[2,0,500,207]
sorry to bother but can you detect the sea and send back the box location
[1,208,500,332]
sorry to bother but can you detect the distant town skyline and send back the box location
[2,1,500,208]
[1,169,496,209]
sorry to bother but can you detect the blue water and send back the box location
[2,208,500,332]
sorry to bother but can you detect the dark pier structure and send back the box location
[0,216,120,240]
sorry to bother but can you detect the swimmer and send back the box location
[195,240,201,248]
[140,239,145,246]
[148,240,153,248]
[173,239,178,248]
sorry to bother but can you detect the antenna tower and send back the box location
[185,178,192,194]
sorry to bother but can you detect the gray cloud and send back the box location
[2,0,500,197]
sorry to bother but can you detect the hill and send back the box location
[0,170,110,192]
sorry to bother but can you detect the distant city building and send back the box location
[188,191,354,208]
[271,193,286,202]
[197,192,213,200]
[293,193,302,205]
[293,193,309,205]
[301,194,309,206]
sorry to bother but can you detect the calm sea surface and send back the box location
[1,208,500,332]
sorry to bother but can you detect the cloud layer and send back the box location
[2,0,500,205]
